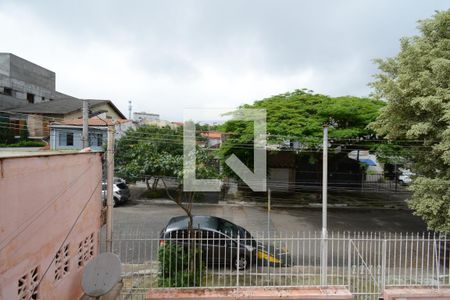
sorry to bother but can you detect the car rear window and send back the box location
[116,183,127,189]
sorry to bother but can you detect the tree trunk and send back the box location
[152,177,160,190]
[145,176,152,190]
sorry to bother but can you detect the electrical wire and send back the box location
[29,169,105,300]
[0,156,101,251]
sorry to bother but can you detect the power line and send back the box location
[0,158,99,251]
[29,171,104,300]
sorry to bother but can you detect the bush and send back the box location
[158,241,205,287]
[0,140,46,148]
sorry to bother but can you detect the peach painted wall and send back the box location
[0,152,103,300]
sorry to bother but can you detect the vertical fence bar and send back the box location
[347,238,352,290]
[381,239,387,293]
[236,234,240,287]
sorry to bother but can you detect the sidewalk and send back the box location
[133,198,410,210]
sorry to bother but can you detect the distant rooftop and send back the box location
[51,116,130,127]
[134,112,159,116]
[5,98,126,119]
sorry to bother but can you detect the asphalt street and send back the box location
[109,201,427,264]
[113,200,427,235]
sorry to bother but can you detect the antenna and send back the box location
[128,100,132,120]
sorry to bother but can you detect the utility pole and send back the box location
[82,100,89,148]
[106,124,115,252]
[128,100,132,120]
[267,188,271,237]
[267,188,271,279]
[321,124,328,286]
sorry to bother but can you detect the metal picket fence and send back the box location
[102,230,449,299]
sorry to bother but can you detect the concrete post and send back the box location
[106,125,115,252]
[82,100,89,148]
[321,125,328,286]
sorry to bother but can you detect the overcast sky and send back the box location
[1,1,448,121]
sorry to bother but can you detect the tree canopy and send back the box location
[244,90,384,141]
[219,89,385,175]
[370,9,450,232]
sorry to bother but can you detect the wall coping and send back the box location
[145,286,352,299]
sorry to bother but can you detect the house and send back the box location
[267,151,296,192]
[5,98,126,139]
[133,111,160,123]
[49,117,133,151]
[200,131,223,148]
[348,150,384,182]
[0,150,103,299]
[0,53,126,140]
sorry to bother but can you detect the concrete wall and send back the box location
[0,152,103,300]
[0,94,27,109]
[383,288,450,300]
[0,53,57,107]
[0,53,56,91]
[145,287,353,299]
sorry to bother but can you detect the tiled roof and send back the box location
[51,116,129,126]
[5,98,126,119]
[201,131,223,139]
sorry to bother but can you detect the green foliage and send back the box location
[158,241,205,287]
[409,177,450,233]
[19,121,29,140]
[0,115,15,144]
[220,89,384,176]
[370,10,450,232]
[115,124,220,184]
[239,90,383,141]
[115,125,183,183]
[0,140,46,148]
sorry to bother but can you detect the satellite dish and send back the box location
[81,253,122,297]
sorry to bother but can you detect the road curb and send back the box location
[133,199,409,211]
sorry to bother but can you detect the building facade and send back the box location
[0,53,126,140]
[133,112,160,123]
[49,117,133,151]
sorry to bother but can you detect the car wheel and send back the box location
[234,256,249,270]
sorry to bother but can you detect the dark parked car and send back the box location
[160,215,290,270]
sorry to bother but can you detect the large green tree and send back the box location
[370,10,450,232]
[115,124,219,228]
[220,89,384,175]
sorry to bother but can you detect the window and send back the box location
[27,93,35,104]
[17,266,40,300]
[3,87,12,95]
[66,132,74,146]
[59,132,74,147]
[96,134,103,147]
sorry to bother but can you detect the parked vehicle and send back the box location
[102,177,130,206]
[160,215,291,270]
[398,168,415,185]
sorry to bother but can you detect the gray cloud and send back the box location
[1,0,448,120]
